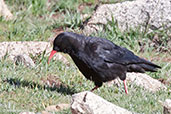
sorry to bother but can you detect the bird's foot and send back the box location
[91,86,99,92]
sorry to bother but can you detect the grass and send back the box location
[0,0,170,113]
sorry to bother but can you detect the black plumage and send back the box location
[48,32,161,93]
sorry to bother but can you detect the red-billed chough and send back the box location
[48,32,161,94]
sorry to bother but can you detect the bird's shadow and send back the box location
[3,77,77,95]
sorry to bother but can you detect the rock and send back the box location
[161,99,171,114]
[19,112,35,114]
[166,77,171,85]
[0,41,69,65]
[106,78,121,87]
[126,73,167,92]
[71,91,134,114]
[0,0,13,20]
[41,111,51,114]
[14,54,35,68]
[45,104,70,112]
[0,41,51,60]
[83,0,171,34]
[106,73,166,92]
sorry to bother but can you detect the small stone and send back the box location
[106,78,121,87]
[161,99,171,114]
[41,111,51,114]
[0,0,13,20]
[45,104,70,112]
[19,112,35,114]
[14,54,35,68]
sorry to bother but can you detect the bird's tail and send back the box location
[127,59,161,73]
[139,63,161,72]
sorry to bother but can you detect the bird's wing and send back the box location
[76,37,129,81]
[84,37,143,65]
[76,37,160,82]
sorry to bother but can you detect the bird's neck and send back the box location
[70,37,85,53]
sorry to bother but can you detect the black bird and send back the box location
[48,32,161,94]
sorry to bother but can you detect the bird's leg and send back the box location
[91,86,99,92]
[123,80,128,94]
[83,86,99,102]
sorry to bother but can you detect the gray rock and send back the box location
[19,112,35,114]
[161,99,171,114]
[0,41,69,65]
[14,54,35,68]
[0,0,13,20]
[126,72,167,92]
[71,91,134,114]
[83,0,171,34]
[107,73,166,92]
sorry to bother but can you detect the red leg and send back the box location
[91,86,99,92]
[83,86,99,102]
[123,80,128,94]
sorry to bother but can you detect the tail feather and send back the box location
[139,64,161,72]
[127,62,161,73]
[141,58,161,69]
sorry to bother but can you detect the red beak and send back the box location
[48,50,57,64]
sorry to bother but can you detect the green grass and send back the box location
[0,0,170,113]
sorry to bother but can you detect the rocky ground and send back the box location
[0,0,170,114]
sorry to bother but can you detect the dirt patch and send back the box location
[158,78,168,85]
[43,103,70,113]
[51,12,64,20]
[52,27,64,35]
[158,78,171,85]
[78,3,93,13]
[41,74,67,88]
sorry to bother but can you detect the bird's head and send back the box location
[48,32,82,64]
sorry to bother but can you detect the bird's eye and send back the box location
[63,49,67,53]
[53,46,60,51]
